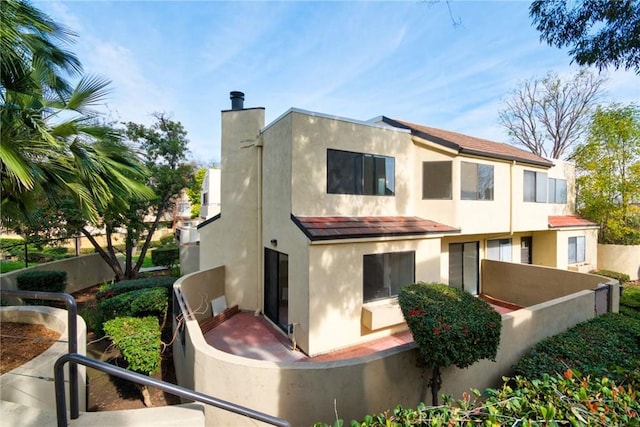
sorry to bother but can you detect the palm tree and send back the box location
[0,0,82,97]
[1,0,153,224]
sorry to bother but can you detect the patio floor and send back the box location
[203,297,520,363]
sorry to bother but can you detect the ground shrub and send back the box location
[159,234,177,247]
[621,286,640,320]
[513,313,640,388]
[99,287,168,322]
[151,246,179,269]
[103,316,161,375]
[590,269,631,284]
[315,372,640,426]
[16,270,67,307]
[398,282,501,405]
[96,276,175,301]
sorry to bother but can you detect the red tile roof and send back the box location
[548,215,599,228]
[383,117,553,167]
[293,215,459,241]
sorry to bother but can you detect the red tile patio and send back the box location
[203,297,520,363]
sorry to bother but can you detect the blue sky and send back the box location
[40,0,639,165]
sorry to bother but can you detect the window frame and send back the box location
[422,161,452,200]
[523,170,548,203]
[363,251,415,303]
[327,149,395,196]
[548,178,567,204]
[461,161,494,201]
[568,236,586,264]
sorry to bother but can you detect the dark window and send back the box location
[461,162,494,200]
[548,178,567,203]
[422,161,452,199]
[327,149,395,196]
[523,170,547,202]
[568,236,585,264]
[202,192,208,205]
[363,251,414,302]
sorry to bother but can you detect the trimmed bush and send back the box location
[398,282,501,405]
[151,246,179,269]
[314,372,640,426]
[621,286,640,321]
[103,316,161,375]
[159,234,177,247]
[513,313,640,388]
[99,287,168,321]
[589,268,631,284]
[96,276,176,301]
[16,270,67,307]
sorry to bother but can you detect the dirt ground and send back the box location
[0,322,61,374]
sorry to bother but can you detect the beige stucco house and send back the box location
[197,92,598,357]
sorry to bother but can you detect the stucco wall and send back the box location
[305,237,441,356]
[174,270,597,426]
[179,244,200,276]
[0,306,87,412]
[482,259,613,307]
[0,253,116,294]
[598,244,640,281]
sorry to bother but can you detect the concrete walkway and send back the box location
[1,400,205,427]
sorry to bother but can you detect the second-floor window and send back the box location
[523,170,548,202]
[423,161,452,199]
[568,236,585,264]
[327,149,395,196]
[461,161,494,200]
[363,251,415,302]
[548,178,567,204]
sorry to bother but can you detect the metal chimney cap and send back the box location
[229,91,245,110]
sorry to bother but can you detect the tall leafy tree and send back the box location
[76,113,193,280]
[185,167,207,219]
[573,104,640,244]
[530,0,640,74]
[498,69,606,159]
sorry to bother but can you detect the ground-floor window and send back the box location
[449,242,479,295]
[568,236,585,264]
[487,239,512,262]
[520,236,532,264]
[363,251,415,303]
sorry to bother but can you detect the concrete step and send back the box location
[1,400,205,427]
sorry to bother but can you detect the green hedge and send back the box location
[16,270,67,306]
[621,286,640,320]
[589,269,631,284]
[159,234,177,247]
[513,313,640,388]
[103,316,161,375]
[96,276,176,301]
[99,287,168,322]
[151,246,179,268]
[314,372,640,426]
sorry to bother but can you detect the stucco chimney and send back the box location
[230,91,245,110]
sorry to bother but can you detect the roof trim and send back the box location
[548,215,599,229]
[197,213,221,229]
[381,116,553,168]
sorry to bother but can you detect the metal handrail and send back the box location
[54,353,290,427]
[0,289,80,418]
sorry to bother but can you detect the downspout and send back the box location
[510,160,515,235]
[256,133,264,315]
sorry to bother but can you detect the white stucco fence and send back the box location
[598,244,640,281]
[173,266,608,426]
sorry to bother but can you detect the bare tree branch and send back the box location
[498,70,606,159]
